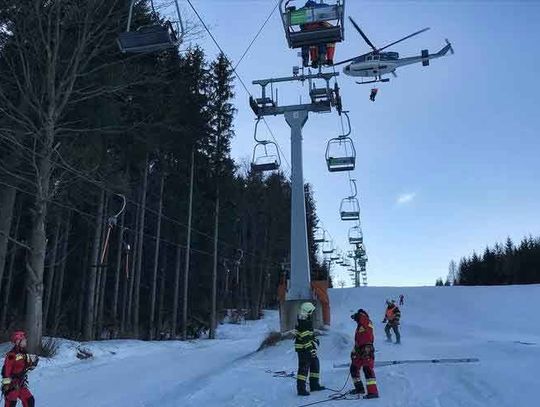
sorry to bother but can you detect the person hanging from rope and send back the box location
[382,299,401,344]
[369,88,378,102]
[294,302,325,396]
[349,309,379,399]
[2,331,38,407]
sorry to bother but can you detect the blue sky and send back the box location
[179,0,540,286]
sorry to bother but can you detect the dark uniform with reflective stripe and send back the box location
[295,316,321,395]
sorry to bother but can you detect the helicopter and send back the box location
[334,17,454,85]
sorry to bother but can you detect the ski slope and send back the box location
[10,285,540,407]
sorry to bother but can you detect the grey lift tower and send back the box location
[250,70,342,331]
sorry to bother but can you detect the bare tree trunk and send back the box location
[43,224,60,329]
[209,189,220,340]
[112,212,125,325]
[84,190,106,340]
[77,243,90,336]
[182,149,195,340]
[26,144,53,353]
[52,212,71,336]
[95,195,110,336]
[133,159,149,338]
[0,185,16,296]
[149,174,165,340]
[171,245,182,338]
[1,207,21,329]
[126,200,141,333]
[157,259,166,339]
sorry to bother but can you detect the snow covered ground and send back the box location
[10,285,540,406]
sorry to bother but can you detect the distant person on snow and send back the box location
[382,300,401,344]
[2,331,38,407]
[349,309,379,399]
[294,302,325,396]
[369,88,378,102]
[399,294,404,306]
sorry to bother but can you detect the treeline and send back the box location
[437,236,540,286]
[0,1,328,351]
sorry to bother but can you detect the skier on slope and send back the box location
[294,302,325,396]
[349,309,379,399]
[2,331,38,407]
[382,300,401,344]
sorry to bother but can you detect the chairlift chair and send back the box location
[251,142,281,172]
[251,118,281,172]
[348,225,363,245]
[322,240,334,254]
[118,0,185,53]
[280,0,345,49]
[314,228,326,243]
[325,111,355,172]
[340,197,360,221]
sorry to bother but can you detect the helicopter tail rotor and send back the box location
[446,39,454,55]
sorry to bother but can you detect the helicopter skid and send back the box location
[356,78,390,85]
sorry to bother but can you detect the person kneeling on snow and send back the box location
[383,299,401,344]
[294,302,325,396]
[2,331,38,407]
[350,309,379,399]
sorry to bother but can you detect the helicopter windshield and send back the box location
[380,52,399,61]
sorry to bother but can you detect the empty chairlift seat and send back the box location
[281,0,345,49]
[326,136,356,172]
[340,197,360,221]
[314,228,326,243]
[348,226,363,244]
[251,141,281,172]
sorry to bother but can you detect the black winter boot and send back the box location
[297,382,310,396]
[364,393,379,399]
[350,381,365,395]
[310,383,326,392]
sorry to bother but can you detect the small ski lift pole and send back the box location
[100,194,127,265]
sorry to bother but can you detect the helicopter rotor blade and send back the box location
[377,27,431,52]
[349,17,377,51]
[333,56,362,67]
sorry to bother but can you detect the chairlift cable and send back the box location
[233,0,281,71]
[185,0,291,176]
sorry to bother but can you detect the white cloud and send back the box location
[396,193,416,205]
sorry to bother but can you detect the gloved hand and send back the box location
[310,348,317,357]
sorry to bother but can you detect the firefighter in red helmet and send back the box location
[2,331,38,407]
[349,309,379,399]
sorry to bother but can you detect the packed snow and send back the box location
[7,285,539,406]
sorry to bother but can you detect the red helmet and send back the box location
[10,330,26,344]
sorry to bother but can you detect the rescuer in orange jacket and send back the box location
[2,331,38,407]
[349,309,379,399]
[383,300,401,344]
